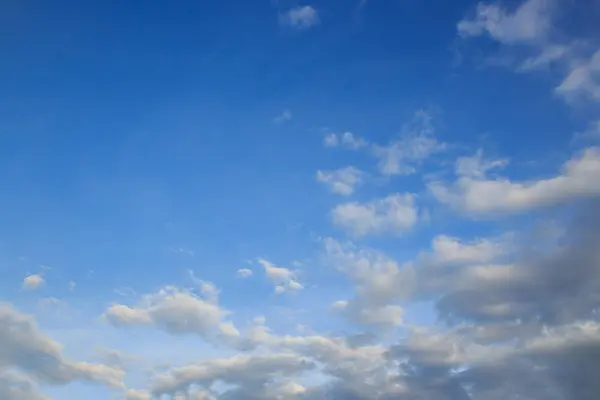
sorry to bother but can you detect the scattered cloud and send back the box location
[574,120,600,142]
[323,131,368,149]
[258,259,304,294]
[458,0,600,104]
[372,110,446,175]
[22,274,44,291]
[279,6,319,30]
[332,193,418,237]
[104,285,240,343]
[429,147,600,215]
[0,304,125,395]
[458,0,552,44]
[273,109,292,124]
[169,246,195,257]
[316,166,365,196]
[236,268,253,278]
[556,49,600,102]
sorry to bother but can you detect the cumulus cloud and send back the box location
[150,353,314,398]
[0,304,125,394]
[316,166,365,196]
[332,193,418,237]
[0,370,49,400]
[104,285,240,343]
[22,274,44,291]
[458,0,552,44]
[429,147,600,215]
[279,6,319,30]
[258,259,303,294]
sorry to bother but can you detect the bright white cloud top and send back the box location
[2,0,600,399]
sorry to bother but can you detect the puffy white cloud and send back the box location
[236,268,253,278]
[104,285,239,343]
[429,234,510,265]
[22,274,44,291]
[279,6,319,30]
[258,259,303,294]
[429,147,600,215]
[316,166,365,196]
[332,193,418,237]
[458,0,552,44]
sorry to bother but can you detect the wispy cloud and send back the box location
[273,109,292,124]
[279,6,319,30]
[316,166,365,196]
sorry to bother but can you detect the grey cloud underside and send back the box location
[112,203,600,400]
[0,304,125,399]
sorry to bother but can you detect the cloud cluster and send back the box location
[104,285,240,343]
[429,147,600,215]
[0,304,125,398]
[332,193,418,237]
[459,0,600,103]
[258,259,304,294]
[316,166,365,196]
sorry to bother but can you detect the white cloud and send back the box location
[258,259,303,294]
[429,234,509,265]
[332,193,418,237]
[273,109,292,124]
[68,280,76,291]
[556,48,600,102]
[454,149,509,178]
[279,6,319,30]
[457,0,552,44]
[236,268,253,278]
[429,147,600,215]
[574,120,600,142]
[124,389,151,400]
[150,353,313,398]
[323,131,367,149]
[104,285,239,343]
[372,111,445,175]
[323,132,339,147]
[458,0,600,105]
[0,304,125,390]
[316,166,365,196]
[22,274,44,291]
[0,370,49,400]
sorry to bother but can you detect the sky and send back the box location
[1,0,600,398]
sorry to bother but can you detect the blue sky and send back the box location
[1,0,600,399]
